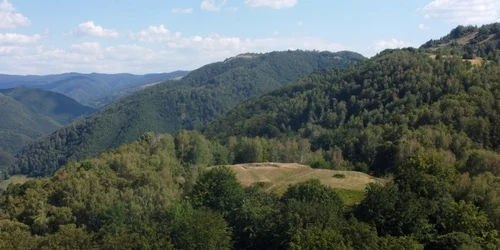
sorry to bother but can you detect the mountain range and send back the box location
[0,71,189,107]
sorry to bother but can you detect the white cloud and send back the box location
[245,0,297,9]
[131,25,182,42]
[297,21,304,26]
[172,8,193,14]
[418,24,430,30]
[0,45,22,55]
[420,0,500,24]
[71,21,119,38]
[0,33,40,44]
[0,0,30,29]
[373,39,412,51]
[0,24,346,74]
[201,0,226,11]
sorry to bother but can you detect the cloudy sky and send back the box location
[0,0,499,74]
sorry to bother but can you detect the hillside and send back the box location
[0,71,189,106]
[0,87,95,124]
[0,94,60,167]
[421,23,500,60]
[204,48,500,169]
[10,50,365,177]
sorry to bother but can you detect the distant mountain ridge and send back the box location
[10,50,366,177]
[0,71,190,107]
[0,86,95,124]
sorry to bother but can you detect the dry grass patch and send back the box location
[215,163,382,195]
[0,175,32,190]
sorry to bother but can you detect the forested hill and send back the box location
[0,87,95,124]
[0,87,94,168]
[204,47,500,166]
[10,50,365,177]
[0,94,60,167]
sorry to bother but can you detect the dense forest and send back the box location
[0,88,94,168]
[10,50,364,178]
[204,48,500,173]
[1,130,499,249]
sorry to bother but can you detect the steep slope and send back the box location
[0,71,190,106]
[10,50,365,177]
[0,86,95,124]
[0,93,60,166]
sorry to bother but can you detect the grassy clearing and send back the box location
[0,175,32,190]
[212,163,383,204]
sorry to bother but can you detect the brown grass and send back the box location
[215,163,382,194]
[0,175,32,190]
[429,54,489,66]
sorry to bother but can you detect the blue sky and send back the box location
[0,0,499,74]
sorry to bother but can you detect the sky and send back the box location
[0,0,499,75]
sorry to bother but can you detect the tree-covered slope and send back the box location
[11,50,365,177]
[204,47,500,168]
[0,86,95,124]
[0,93,61,166]
[421,22,500,60]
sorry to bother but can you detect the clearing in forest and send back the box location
[212,163,383,204]
[0,175,32,190]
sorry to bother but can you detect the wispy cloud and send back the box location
[0,0,30,29]
[245,0,298,9]
[0,33,40,44]
[418,24,430,30]
[172,8,193,14]
[373,39,412,51]
[200,0,226,11]
[419,0,500,24]
[70,21,119,38]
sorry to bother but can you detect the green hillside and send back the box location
[204,48,500,173]
[10,50,365,177]
[0,87,95,124]
[0,93,60,167]
[421,23,500,60]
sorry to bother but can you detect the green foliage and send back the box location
[12,50,364,178]
[168,202,232,250]
[190,166,244,215]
